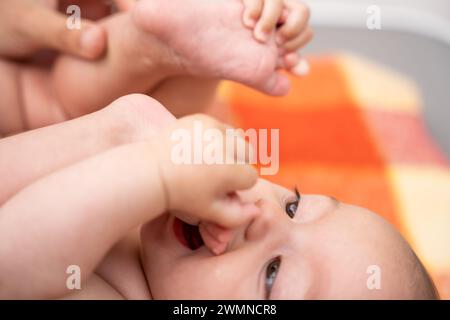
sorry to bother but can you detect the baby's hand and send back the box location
[154,114,260,230]
[242,0,312,74]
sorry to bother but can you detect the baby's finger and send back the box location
[282,27,313,52]
[210,197,260,229]
[199,223,232,255]
[204,223,233,244]
[224,132,256,165]
[276,4,310,44]
[242,0,263,28]
[216,163,258,193]
[254,0,283,42]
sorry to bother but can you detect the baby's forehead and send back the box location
[257,178,290,194]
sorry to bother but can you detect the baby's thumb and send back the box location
[199,223,233,255]
[211,199,260,229]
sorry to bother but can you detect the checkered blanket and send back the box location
[218,53,450,299]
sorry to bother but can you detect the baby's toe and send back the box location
[282,27,313,52]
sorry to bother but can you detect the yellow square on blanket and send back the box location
[218,53,450,299]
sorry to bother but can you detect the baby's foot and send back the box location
[132,0,290,96]
[242,0,313,75]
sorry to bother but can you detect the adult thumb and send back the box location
[23,3,106,59]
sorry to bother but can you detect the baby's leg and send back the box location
[133,0,288,94]
[149,77,221,117]
[52,0,287,119]
[0,56,77,136]
[0,94,174,205]
[52,12,178,118]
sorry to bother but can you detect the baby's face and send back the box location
[140,179,426,299]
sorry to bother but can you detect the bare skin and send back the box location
[0,94,174,204]
[0,0,312,134]
[0,1,433,300]
[0,95,258,299]
[0,95,437,300]
[52,0,295,118]
[135,0,313,117]
[0,0,108,60]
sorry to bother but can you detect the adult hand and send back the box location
[0,0,115,59]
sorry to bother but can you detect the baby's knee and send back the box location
[103,94,176,141]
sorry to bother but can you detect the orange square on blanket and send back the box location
[232,105,385,167]
[363,111,448,166]
[223,55,355,112]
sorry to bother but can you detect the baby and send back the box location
[0,0,312,134]
[0,94,438,299]
[0,0,437,299]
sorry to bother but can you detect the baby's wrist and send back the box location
[151,140,172,213]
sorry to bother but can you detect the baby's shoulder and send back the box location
[65,231,151,300]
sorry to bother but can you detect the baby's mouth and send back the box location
[173,217,204,250]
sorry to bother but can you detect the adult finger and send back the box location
[23,3,107,59]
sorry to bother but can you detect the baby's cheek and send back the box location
[161,259,237,299]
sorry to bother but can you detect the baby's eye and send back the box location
[285,201,297,218]
[265,256,281,299]
[285,187,300,218]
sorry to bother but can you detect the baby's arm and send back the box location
[0,114,257,299]
[0,94,173,205]
[0,140,166,299]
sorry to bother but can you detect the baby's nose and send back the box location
[206,200,284,255]
[244,199,281,242]
[218,200,285,256]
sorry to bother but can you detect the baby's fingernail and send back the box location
[292,58,310,76]
[254,27,269,43]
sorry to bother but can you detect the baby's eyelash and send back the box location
[284,186,301,219]
[294,186,300,201]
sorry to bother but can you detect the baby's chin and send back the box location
[139,214,222,299]
[139,215,170,294]
[139,214,194,297]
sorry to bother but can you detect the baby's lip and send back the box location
[172,218,230,255]
[173,217,203,250]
